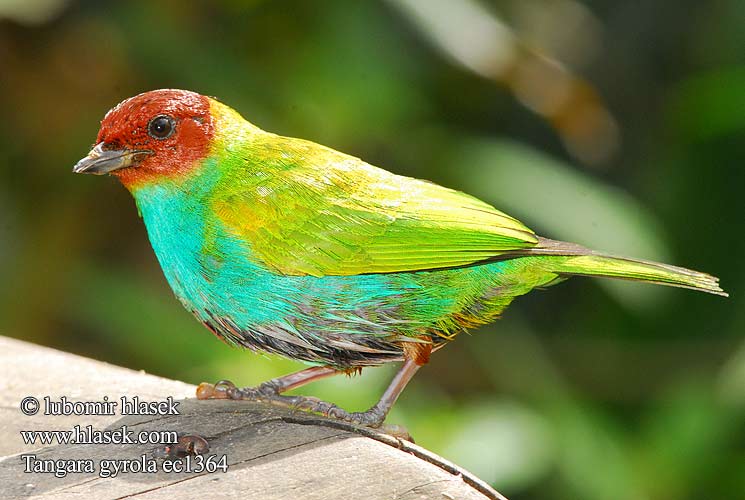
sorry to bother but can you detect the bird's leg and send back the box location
[196,365,339,400]
[293,358,422,427]
[291,342,431,427]
[198,343,431,428]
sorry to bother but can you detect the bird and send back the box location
[73,89,726,427]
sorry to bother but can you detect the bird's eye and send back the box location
[147,115,175,139]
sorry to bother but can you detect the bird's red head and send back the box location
[73,89,215,189]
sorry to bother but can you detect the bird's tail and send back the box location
[528,238,727,297]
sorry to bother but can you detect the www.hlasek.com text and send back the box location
[21,425,178,446]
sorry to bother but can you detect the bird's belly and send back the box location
[163,245,548,367]
[166,247,427,367]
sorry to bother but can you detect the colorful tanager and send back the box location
[73,90,726,426]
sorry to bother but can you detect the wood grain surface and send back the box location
[0,336,507,500]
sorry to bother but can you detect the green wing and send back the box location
[213,135,538,277]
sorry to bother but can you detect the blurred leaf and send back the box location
[506,0,603,68]
[638,382,737,499]
[391,0,516,78]
[441,400,555,491]
[390,0,619,165]
[669,66,745,142]
[0,188,14,281]
[0,0,68,25]
[552,402,647,500]
[276,2,427,145]
[717,298,745,408]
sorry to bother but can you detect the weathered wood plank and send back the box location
[0,336,506,500]
[0,337,194,458]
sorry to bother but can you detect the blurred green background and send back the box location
[1,1,743,498]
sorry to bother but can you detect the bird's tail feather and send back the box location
[529,238,727,297]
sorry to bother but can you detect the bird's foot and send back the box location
[287,396,410,438]
[196,380,411,438]
[196,379,281,400]
[282,395,387,427]
[196,381,386,427]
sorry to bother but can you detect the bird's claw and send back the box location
[343,407,387,427]
[196,380,388,429]
[196,379,280,401]
[196,379,239,399]
[285,396,386,427]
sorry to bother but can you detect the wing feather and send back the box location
[213,135,538,276]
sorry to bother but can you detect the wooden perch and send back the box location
[0,336,507,499]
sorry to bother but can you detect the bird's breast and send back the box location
[132,184,269,317]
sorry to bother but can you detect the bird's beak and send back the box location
[72,143,152,175]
